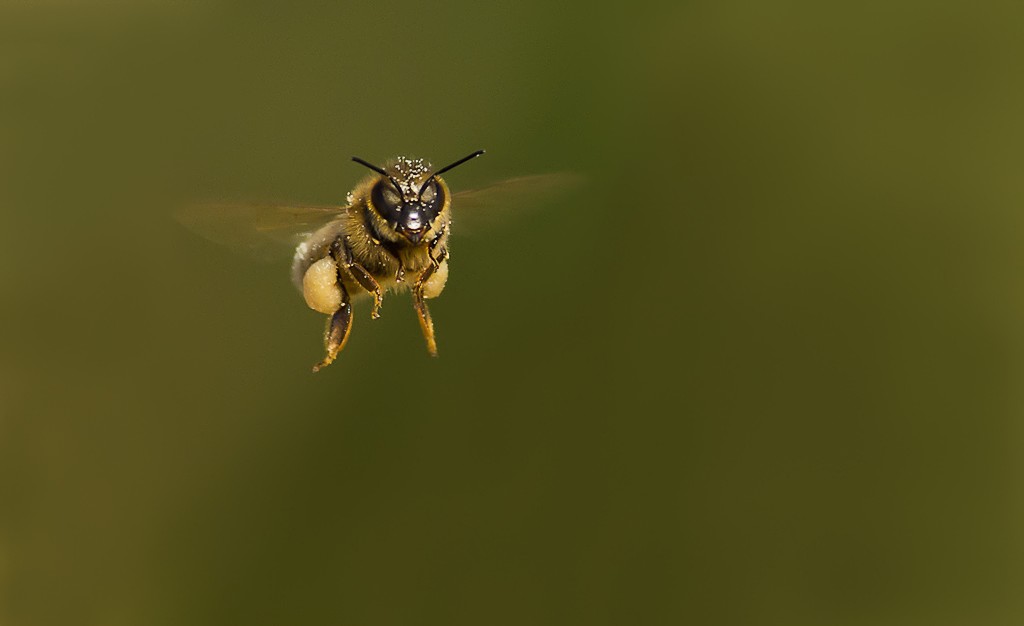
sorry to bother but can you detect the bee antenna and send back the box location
[352,156,405,196]
[418,149,486,201]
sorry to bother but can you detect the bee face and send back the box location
[367,157,450,244]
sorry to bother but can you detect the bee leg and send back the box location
[395,260,405,283]
[414,247,446,291]
[312,296,353,372]
[332,237,383,319]
[412,249,447,357]
[412,293,437,357]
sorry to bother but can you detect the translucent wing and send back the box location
[174,202,345,260]
[175,174,582,257]
[451,173,583,233]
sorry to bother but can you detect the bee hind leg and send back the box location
[312,301,353,372]
[412,249,447,357]
[412,293,437,357]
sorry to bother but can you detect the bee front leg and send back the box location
[412,248,447,357]
[332,237,383,319]
[312,289,353,373]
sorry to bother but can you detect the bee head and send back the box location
[353,150,485,244]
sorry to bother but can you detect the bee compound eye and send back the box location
[372,181,403,220]
[382,185,401,206]
[420,182,436,203]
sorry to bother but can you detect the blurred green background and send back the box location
[4,1,1024,625]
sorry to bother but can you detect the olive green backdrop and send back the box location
[4,2,1024,625]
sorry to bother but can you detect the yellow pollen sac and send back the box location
[302,257,343,314]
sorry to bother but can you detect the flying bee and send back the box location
[176,150,576,371]
[294,149,482,371]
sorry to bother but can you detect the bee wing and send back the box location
[174,202,345,260]
[451,173,583,233]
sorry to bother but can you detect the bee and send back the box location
[177,150,574,371]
